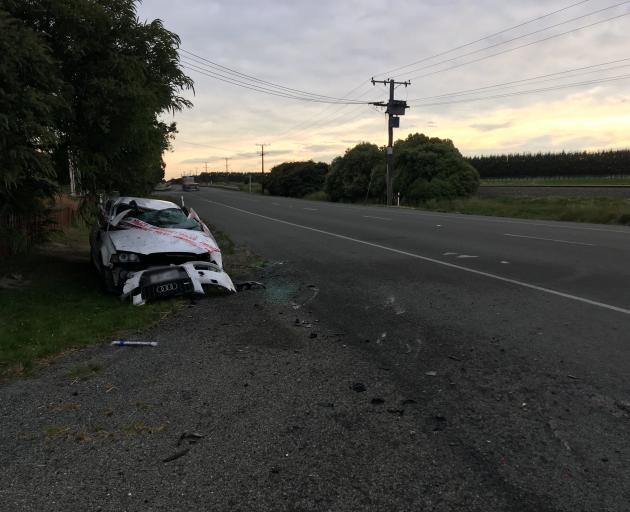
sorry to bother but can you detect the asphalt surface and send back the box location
[2,188,629,511]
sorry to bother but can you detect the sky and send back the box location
[136,0,630,178]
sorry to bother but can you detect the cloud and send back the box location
[469,121,513,132]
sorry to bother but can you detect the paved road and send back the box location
[174,187,630,508]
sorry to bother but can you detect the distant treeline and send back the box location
[467,150,630,179]
[197,172,264,183]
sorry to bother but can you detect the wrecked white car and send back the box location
[90,196,235,305]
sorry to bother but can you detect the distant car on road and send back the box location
[154,181,172,191]
[182,176,199,191]
[90,196,234,304]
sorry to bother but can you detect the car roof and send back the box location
[115,197,179,211]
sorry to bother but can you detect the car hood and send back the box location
[109,225,219,256]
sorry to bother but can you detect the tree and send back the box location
[0,9,63,213]
[4,0,193,197]
[266,161,329,197]
[325,143,385,202]
[393,133,479,203]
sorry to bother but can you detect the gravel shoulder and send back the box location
[1,264,629,511]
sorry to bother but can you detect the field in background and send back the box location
[418,196,630,225]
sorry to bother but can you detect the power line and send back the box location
[398,1,630,80]
[181,49,370,103]
[182,61,371,104]
[375,0,595,77]
[409,57,630,101]
[406,9,630,82]
[409,73,630,108]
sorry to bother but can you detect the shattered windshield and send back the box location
[125,208,202,231]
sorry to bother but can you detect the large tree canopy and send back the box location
[393,133,479,203]
[324,142,385,202]
[266,161,329,198]
[0,8,62,213]
[1,0,193,212]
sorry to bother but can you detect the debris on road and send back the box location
[351,382,367,392]
[371,398,385,405]
[0,272,30,290]
[178,432,205,445]
[615,400,630,414]
[235,281,266,292]
[425,371,438,376]
[162,448,190,463]
[111,340,158,347]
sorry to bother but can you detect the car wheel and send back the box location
[101,268,119,294]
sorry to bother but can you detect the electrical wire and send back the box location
[181,49,370,103]
[409,73,630,107]
[182,61,371,104]
[405,9,630,81]
[408,57,630,101]
[396,2,630,80]
[375,0,594,77]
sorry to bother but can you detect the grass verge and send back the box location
[0,222,180,378]
[419,196,630,225]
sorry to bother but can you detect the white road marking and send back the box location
[501,261,510,265]
[443,252,458,256]
[504,233,595,247]
[303,207,318,211]
[363,215,392,221]
[457,255,478,259]
[198,197,630,316]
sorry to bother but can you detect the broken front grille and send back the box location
[141,252,210,266]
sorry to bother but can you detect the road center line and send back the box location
[504,233,595,246]
[199,198,630,316]
[363,215,392,221]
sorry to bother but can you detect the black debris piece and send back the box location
[162,448,190,463]
[371,398,385,405]
[351,382,367,393]
[235,281,266,292]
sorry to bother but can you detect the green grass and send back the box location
[303,191,330,201]
[0,223,179,378]
[481,176,630,186]
[419,196,630,225]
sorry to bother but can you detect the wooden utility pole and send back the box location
[371,78,410,206]
[224,157,230,172]
[257,144,269,193]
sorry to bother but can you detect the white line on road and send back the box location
[198,198,630,316]
[504,233,595,246]
[363,215,392,221]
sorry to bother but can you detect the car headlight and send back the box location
[111,252,141,263]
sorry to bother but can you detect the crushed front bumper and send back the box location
[120,261,236,305]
